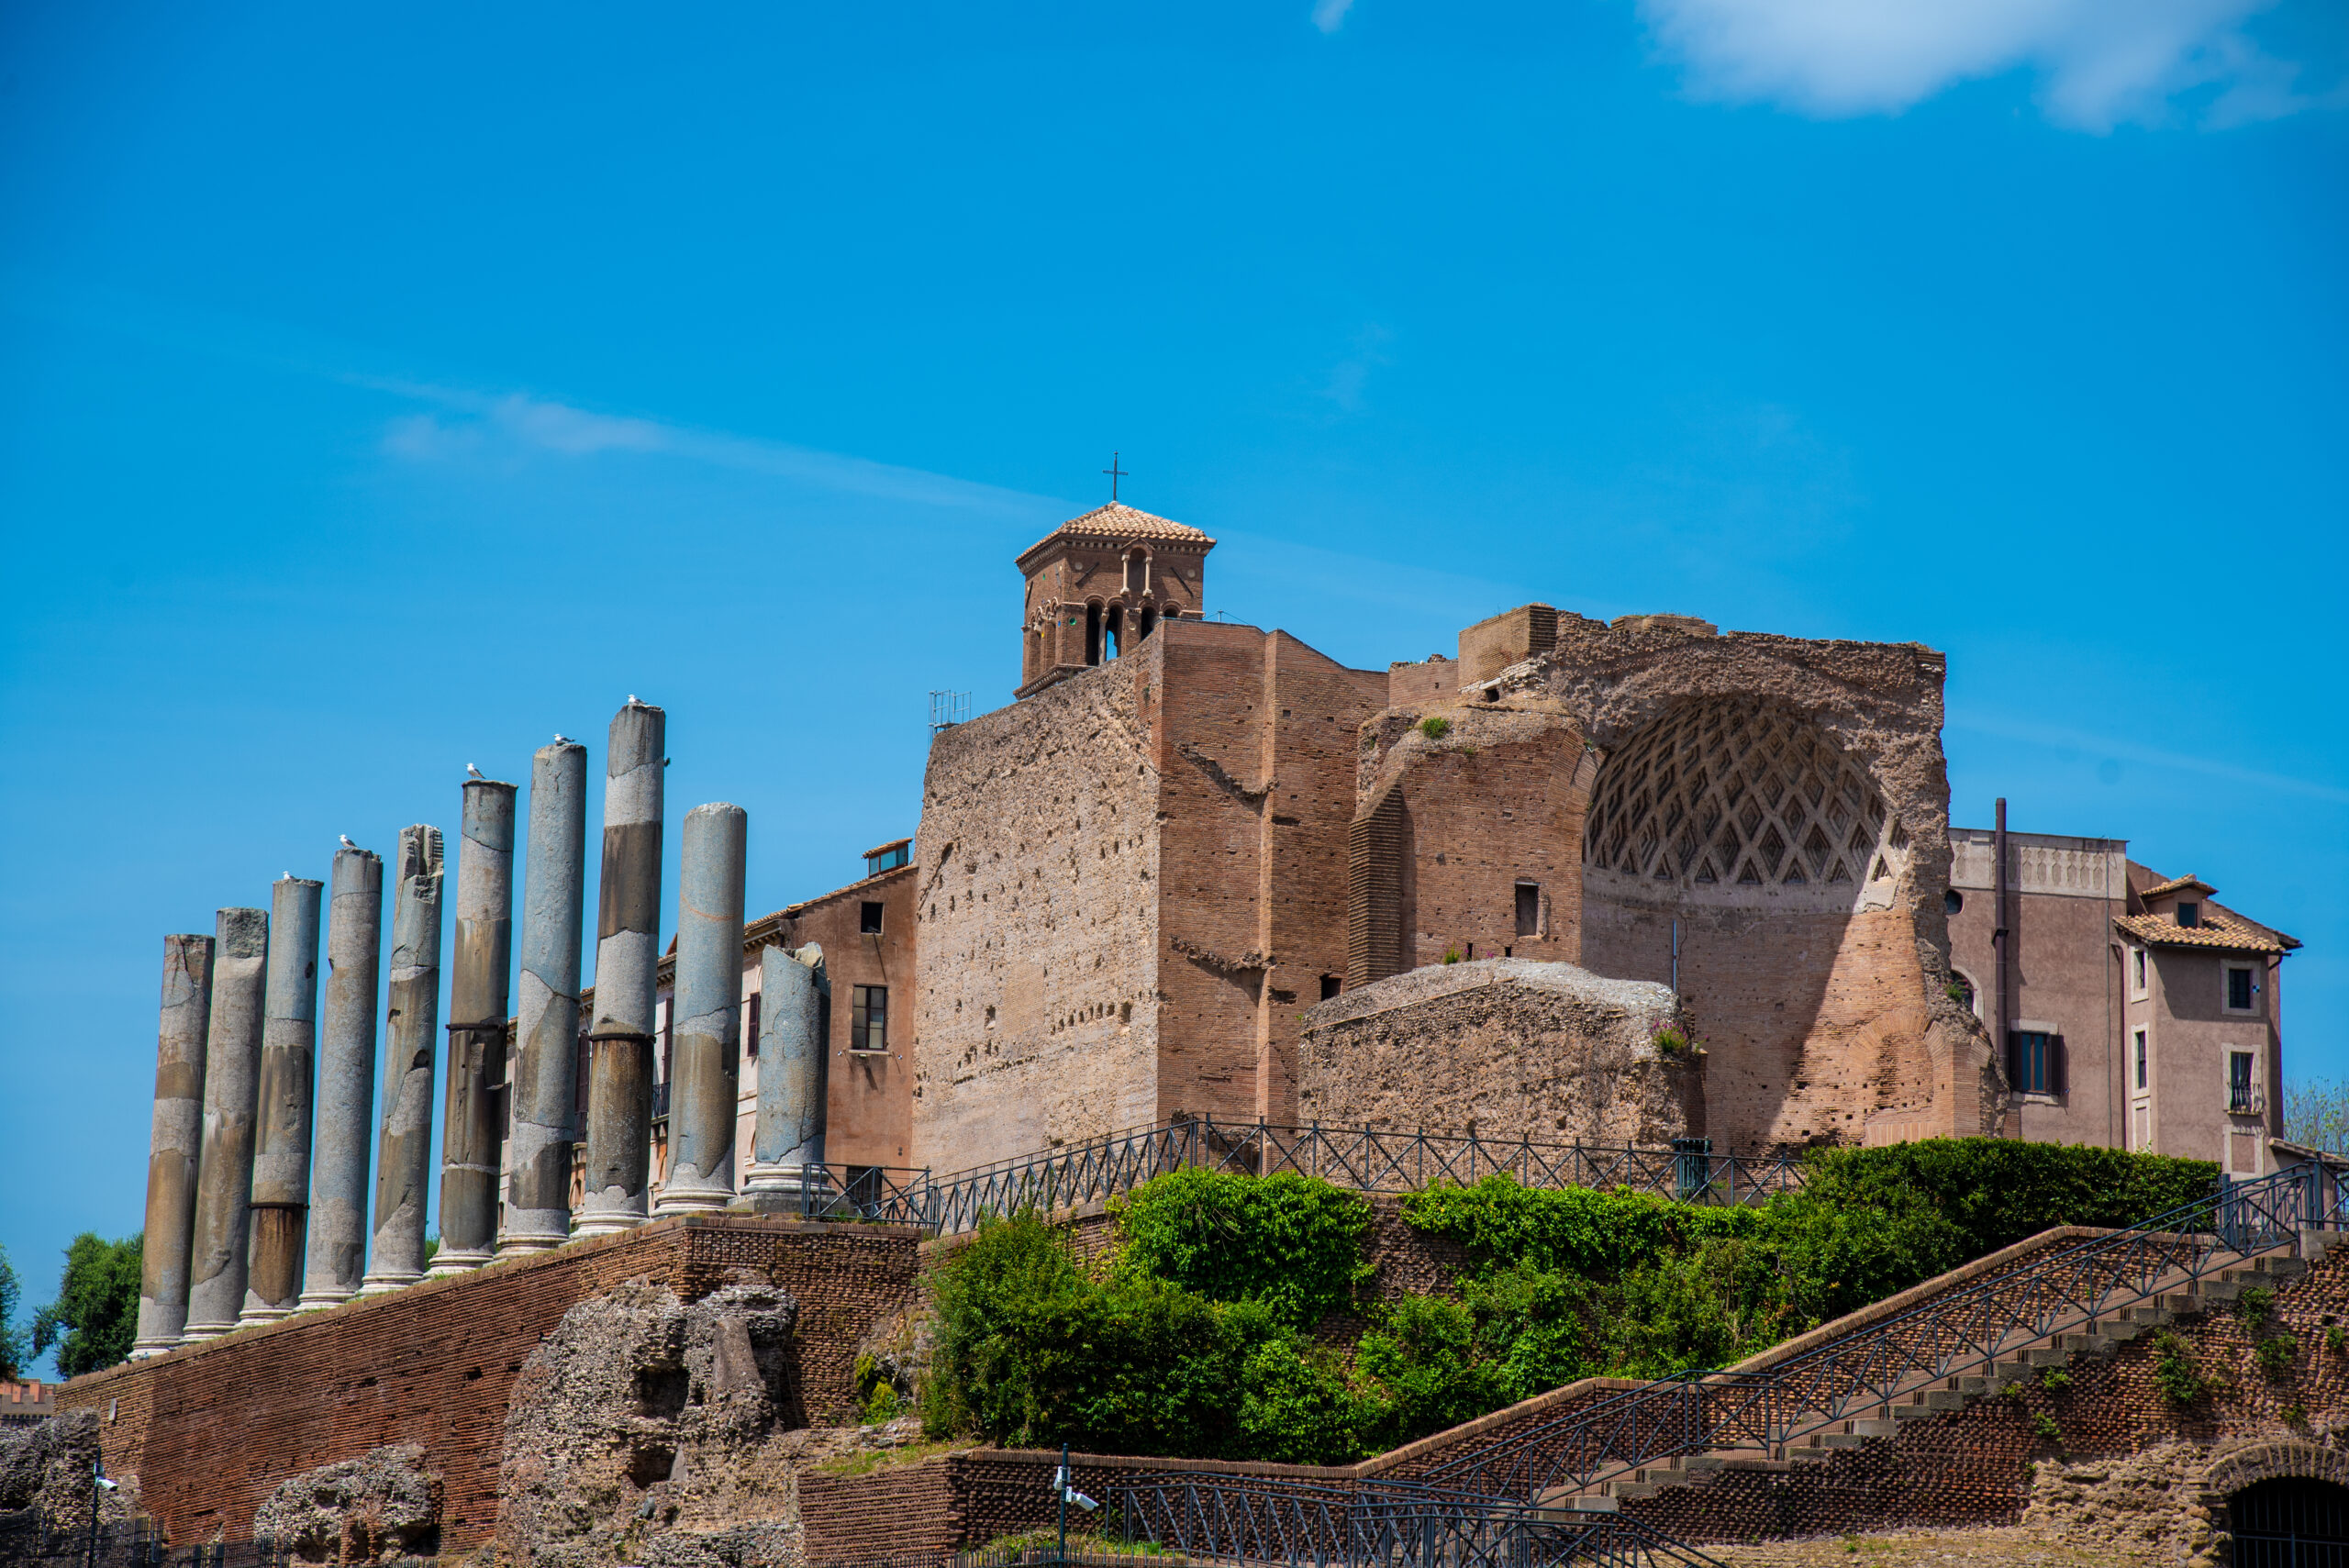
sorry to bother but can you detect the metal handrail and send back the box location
[918,1118,1804,1236]
[1110,1473,1727,1566]
[1410,1162,2333,1503]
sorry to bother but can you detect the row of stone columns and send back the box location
[130,698,829,1357]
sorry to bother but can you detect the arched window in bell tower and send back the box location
[1085,602,1103,666]
[1105,604,1125,659]
[1139,606,1158,641]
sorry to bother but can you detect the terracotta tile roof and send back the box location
[2114,911,2294,955]
[2139,873,2216,900]
[1024,503,1214,555]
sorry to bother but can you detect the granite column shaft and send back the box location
[239,875,322,1324]
[298,845,383,1307]
[578,702,663,1237]
[502,740,588,1251]
[131,933,216,1355]
[363,827,444,1290]
[435,777,516,1273]
[183,907,268,1339]
[745,945,827,1200]
[654,803,746,1213]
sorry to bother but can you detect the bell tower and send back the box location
[1013,503,1215,698]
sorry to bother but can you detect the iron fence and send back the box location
[754,1164,934,1227]
[0,1518,289,1568]
[920,1119,1803,1237]
[1109,1473,1726,1566]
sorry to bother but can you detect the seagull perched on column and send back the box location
[554,732,574,745]
[466,763,485,780]
[340,834,359,850]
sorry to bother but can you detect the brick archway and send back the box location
[2203,1439,2349,1501]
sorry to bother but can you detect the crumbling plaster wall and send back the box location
[912,659,1163,1173]
[1499,626,2002,1153]
[1296,959,1699,1146]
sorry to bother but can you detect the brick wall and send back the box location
[51,1217,921,1550]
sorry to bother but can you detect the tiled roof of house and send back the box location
[1024,503,1214,555]
[2139,873,2216,900]
[2113,911,2295,955]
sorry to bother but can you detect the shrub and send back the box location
[2030,1411,2062,1444]
[2038,1368,2070,1394]
[2324,1324,2345,1354]
[2153,1331,2216,1406]
[2239,1285,2276,1331]
[1418,716,1452,740]
[2256,1334,2299,1377]
[1114,1169,1373,1328]
[1653,1026,1692,1056]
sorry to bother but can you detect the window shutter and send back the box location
[2050,1035,2067,1097]
[2005,1030,2020,1089]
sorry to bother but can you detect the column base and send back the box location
[295,1289,356,1312]
[426,1247,495,1276]
[178,1320,239,1342]
[652,1184,735,1216]
[494,1233,568,1255]
[571,1210,647,1239]
[235,1306,295,1329]
[128,1339,181,1360]
[357,1270,425,1296]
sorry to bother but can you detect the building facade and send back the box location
[1945,828,2296,1173]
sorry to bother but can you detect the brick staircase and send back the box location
[1531,1244,2321,1518]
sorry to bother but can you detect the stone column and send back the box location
[184,907,268,1340]
[363,827,444,1292]
[502,740,588,1252]
[578,702,663,1238]
[436,777,517,1273]
[298,845,384,1308]
[654,804,746,1214]
[743,945,828,1206]
[239,874,322,1325]
[131,933,217,1356]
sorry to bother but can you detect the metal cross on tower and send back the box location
[1102,452,1128,501]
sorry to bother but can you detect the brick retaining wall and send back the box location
[53,1216,921,1550]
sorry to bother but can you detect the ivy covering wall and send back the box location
[919,1140,2217,1466]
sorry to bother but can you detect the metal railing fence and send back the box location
[0,1518,290,1568]
[1098,1163,2340,1551]
[1109,1473,1725,1567]
[1415,1162,2327,1502]
[920,1119,1803,1237]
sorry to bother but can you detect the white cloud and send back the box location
[365,379,1048,517]
[1312,0,1355,35]
[1636,0,2319,129]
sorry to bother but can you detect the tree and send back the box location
[0,1242,27,1379]
[31,1233,143,1378]
[2285,1080,2349,1156]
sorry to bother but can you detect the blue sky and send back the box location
[2,2,2343,1367]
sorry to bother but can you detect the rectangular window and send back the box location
[2227,966,2254,1011]
[851,984,888,1053]
[2229,1051,2256,1115]
[1515,883,1542,938]
[745,992,762,1059]
[2133,948,2146,991]
[2177,901,2200,929]
[2008,1030,2062,1096]
[860,900,885,936]
[2134,1029,2148,1090]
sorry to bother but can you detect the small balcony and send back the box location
[2230,1084,2266,1117]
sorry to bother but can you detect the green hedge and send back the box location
[919,1140,2220,1466]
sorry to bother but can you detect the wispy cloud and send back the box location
[361,377,1051,517]
[1637,0,2338,130]
[1948,707,2349,805]
[1318,325,1392,415]
[1312,0,1356,35]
